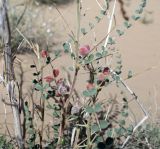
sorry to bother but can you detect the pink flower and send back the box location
[44,76,53,83]
[86,83,95,90]
[98,73,106,81]
[56,78,63,84]
[98,68,110,82]
[79,45,90,56]
[41,50,48,58]
[53,69,60,78]
[103,67,110,75]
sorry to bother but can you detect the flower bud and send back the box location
[86,83,95,90]
[44,76,53,83]
[103,67,110,75]
[53,69,60,78]
[79,45,90,57]
[41,50,48,58]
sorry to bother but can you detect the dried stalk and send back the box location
[118,0,129,20]
[1,0,23,148]
[73,128,80,149]
[104,0,117,48]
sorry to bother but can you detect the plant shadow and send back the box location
[36,0,74,5]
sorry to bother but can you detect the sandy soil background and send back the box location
[0,0,160,136]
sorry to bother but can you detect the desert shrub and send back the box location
[25,0,148,148]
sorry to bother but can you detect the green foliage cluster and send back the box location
[0,136,13,149]
[124,123,160,149]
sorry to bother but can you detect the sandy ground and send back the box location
[0,0,160,138]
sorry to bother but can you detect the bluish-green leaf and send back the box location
[95,16,101,23]
[52,124,60,131]
[35,83,43,91]
[100,10,106,15]
[116,29,124,36]
[121,111,128,117]
[119,119,126,126]
[96,136,103,142]
[88,54,94,62]
[135,7,143,14]
[117,59,122,64]
[81,28,87,35]
[96,52,102,59]
[91,124,100,133]
[83,90,90,97]
[43,93,49,100]
[54,49,61,58]
[115,128,125,136]
[52,111,60,117]
[128,70,133,79]
[105,129,113,137]
[43,84,49,90]
[99,120,109,129]
[108,37,115,45]
[140,2,146,8]
[94,103,102,112]
[89,88,97,96]
[127,125,133,135]
[68,66,74,71]
[63,42,70,53]
[102,50,108,57]
[89,22,94,29]
[124,21,132,29]
[85,106,94,113]
[132,15,140,21]
[83,88,97,97]
[71,53,75,59]
[101,46,109,57]
[114,75,120,82]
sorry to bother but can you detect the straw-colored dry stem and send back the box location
[1,0,23,148]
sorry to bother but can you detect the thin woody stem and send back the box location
[64,0,81,109]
